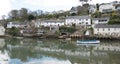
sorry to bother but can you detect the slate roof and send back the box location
[66,15,91,19]
[94,24,120,28]
[20,22,29,25]
[93,17,110,20]
[41,20,65,23]
[8,22,20,25]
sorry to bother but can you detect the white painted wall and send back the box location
[35,21,65,27]
[93,19,109,24]
[65,19,91,26]
[94,28,120,36]
[7,22,19,28]
[99,4,115,12]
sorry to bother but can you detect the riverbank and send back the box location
[1,34,120,41]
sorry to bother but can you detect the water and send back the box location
[0,38,120,64]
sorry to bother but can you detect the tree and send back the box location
[91,11,102,18]
[59,26,76,33]
[8,27,19,36]
[1,15,7,27]
[108,14,120,24]
[28,14,35,21]
[71,13,77,16]
[96,3,100,11]
[9,10,19,20]
[19,8,28,21]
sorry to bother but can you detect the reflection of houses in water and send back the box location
[0,39,9,64]
[34,46,108,58]
[33,46,110,64]
[7,42,117,64]
[94,44,120,52]
[6,39,120,64]
[23,57,71,64]
[0,39,5,48]
[0,50,10,64]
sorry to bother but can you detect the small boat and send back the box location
[77,40,100,44]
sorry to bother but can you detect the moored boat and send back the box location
[77,40,100,44]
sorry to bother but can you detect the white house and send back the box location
[110,1,120,5]
[94,24,120,37]
[65,15,91,26]
[35,20,65,27]
[89,5,97,13]
[7,22,20,28]
[99,1,120,12]
[99,3,115,13]
[92,17,110,24]
[0,25,5,36]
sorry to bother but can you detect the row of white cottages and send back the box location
[6,15,120,37]
[7,15,109,28]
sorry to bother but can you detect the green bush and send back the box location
[8,27,19,36]
[59,26,76,33]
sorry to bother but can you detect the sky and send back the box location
[0,0,119,19]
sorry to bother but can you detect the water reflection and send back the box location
[0,39,9,64]
[23,57,71,64]
[0,38,120,64]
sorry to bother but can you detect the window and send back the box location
[103,28,104,31]
[108,28,110,31]
[97,28,99,31]
[82,22,84,24]
[79,22,81,24]
[86,22,88,25]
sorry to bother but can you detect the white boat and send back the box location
[77,40,100,44]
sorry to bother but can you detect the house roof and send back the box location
[66,15,91,19]
[8,22,20,25]
[93,17,110,20]
[20,22,29,25]
[94,24,120,28]
[41,20,65,23]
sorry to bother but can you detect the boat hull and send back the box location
[77,40,100,44]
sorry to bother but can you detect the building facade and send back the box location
[99,1,120,13]
[7,22,20,28]
[92,17,109,24]
[35,20,65,27]
[65,15,91,26]
[99,3,116,13]
[94,24,120,37]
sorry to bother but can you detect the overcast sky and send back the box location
[0,0,119,19]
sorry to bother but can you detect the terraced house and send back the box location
[35,20,65,27]
[92,17,110,24]
[65,15,91,26]
[94,24,120,37]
